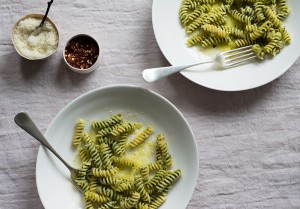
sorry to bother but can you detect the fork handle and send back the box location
[14,112,74,171]
[142,59,214,82]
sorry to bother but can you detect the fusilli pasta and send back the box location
[71,113,181,209]
[179,0,291,60]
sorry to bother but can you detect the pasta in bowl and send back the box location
[152,0,300,91]
[180,0,291,60]
[36,85,198,209]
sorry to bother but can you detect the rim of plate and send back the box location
[36,84,199,209]
[152,0,300,91]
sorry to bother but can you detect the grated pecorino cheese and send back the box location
[13,17,58,59]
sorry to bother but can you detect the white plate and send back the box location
[152,0,300,91]
[36,85,198,209]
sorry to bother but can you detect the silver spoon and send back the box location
[14,112,84,194]
[30,0,54,36]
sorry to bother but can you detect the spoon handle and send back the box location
[40,0,54,27]
[14,112,74,171]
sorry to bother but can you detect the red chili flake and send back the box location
[65,36,99,69]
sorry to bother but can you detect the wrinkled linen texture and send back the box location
[1,1,300,209]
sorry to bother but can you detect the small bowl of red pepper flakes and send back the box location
[63,34,100,74]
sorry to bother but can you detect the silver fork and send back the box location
[142,45,256,82]
[14,112,84,195]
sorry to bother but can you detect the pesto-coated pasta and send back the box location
[85,191,110,203]
[92,167,119,177]
[147,162,163,171]
[201,36,229,48]
[179,0,291,60]
[202,24,228,38]
[149,194,167,209]
[72,119,84,147]
[156,169,182,192]
[111,156,136,167]
[112,180,133,192]
[111,122,135,136]
[71,113,182,209]
[96,186,124,201]
[78,147,91,163]
[252,44,265,59]
[92,114,123,131]
[157,134,173,168]
[89,176,98,192]
[187,33,205,46]
[140,166,150,183]
[129,126,154,148]
[134,175,151,202]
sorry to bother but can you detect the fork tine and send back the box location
[225,55,257,67]
[221,45,253,55]
[224,49,254,59]
[216,45,257,68]
[226,52,256,63]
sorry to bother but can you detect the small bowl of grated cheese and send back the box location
[11,14,59,60]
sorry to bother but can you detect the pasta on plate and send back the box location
[179,0,291,59]
[71,113,182,209]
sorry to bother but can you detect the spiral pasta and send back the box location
[146,169,167,190]
[156,169,182,192]
[83,134,102,167]
[97,186,124,201]
[277,0,290,20]
[281,28,291,44]
[252,44,265,59]
[79,147,91,163]
[137,202,149,209]
[72,119,84,147]
[112,180,133,192]
[92,114,123,131]
[201,37,229,48]
[89,176,98,192]
[157,134,173,168]
[111,122,135,137]
[99,143,113,169]
[149,194,167,209]
[111,156,135,168]
[129,126,154,148]
[85,191,110,203]
[134,175,151,202]
[187,33,205,46]
[179,0,291,60]
[183,4,211,26]
[120,192,141,209]
[71,114,181,209]
[202,24,228,38]
[98,201,118,209]
[92,167,119,177]
[147,162,162,171]
[140,166,150,183]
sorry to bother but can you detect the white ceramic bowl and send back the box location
[11,14,59,60]
[36,85,199,209]
[152,0,300,91]
[63,34,100,74]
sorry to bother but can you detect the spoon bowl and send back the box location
[14,112,84,195]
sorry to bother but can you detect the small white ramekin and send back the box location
[63,34,100,74]
[11,14,59,60]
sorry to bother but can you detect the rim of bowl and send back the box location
[36,84,199,209]
[11,13,60,60]
[63,34,100,74]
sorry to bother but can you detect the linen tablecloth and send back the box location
[1,1,300,208]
